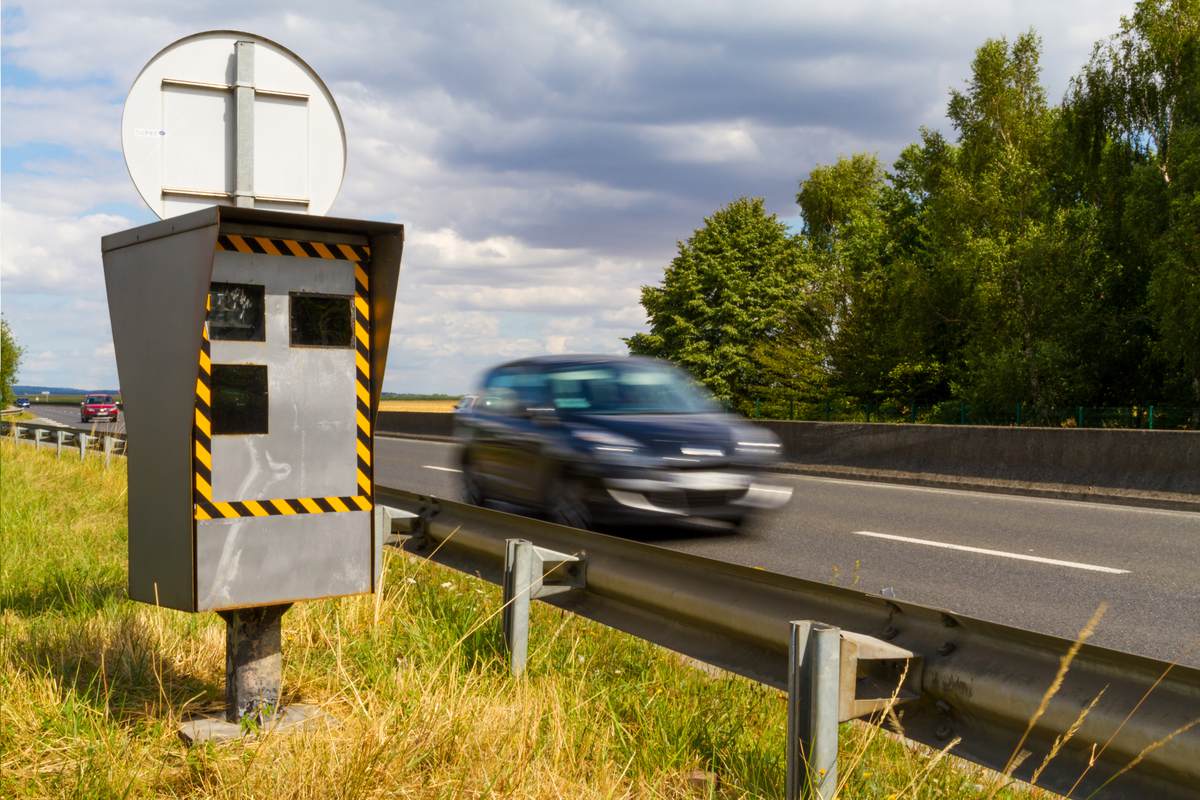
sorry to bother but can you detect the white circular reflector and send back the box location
[122,30,346,218]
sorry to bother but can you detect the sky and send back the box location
[1,0,1135,394]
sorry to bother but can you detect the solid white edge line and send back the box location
[422,465,462,473]
[851,530,1130,574]
[793,474,1196,518]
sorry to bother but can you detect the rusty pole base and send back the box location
[178,603,328,745]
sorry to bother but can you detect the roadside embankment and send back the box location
[376,412,1199,510]
[0,437,1039,798]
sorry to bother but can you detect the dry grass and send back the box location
[0,437,1050,798]
[379,399,457,413]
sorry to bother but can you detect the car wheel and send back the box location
[546,473,592,530]
[460,458,486,507]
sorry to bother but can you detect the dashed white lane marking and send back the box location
[851,530,1130,574]
[423,465,462,473]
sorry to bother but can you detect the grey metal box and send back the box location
[102,206,403,612]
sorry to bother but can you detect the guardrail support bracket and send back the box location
[786,622,918,799]
[503,538,586,677]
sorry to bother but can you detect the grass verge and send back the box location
[0,438,1047,798]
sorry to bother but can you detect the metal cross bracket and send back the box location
[502,538,586,676]
[373,504,421,587]
[787,621,917,800]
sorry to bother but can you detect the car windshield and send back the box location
[546,362,718,415]
[87,396,113,404]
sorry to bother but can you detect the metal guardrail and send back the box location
[2,421,128,465]
[376,485,1199,800]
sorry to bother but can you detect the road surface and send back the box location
[32,403,126,434]
[375,435,1200,666]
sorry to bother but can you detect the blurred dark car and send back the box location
[15,397,31,408]
[81,394,119,423]
[456,355,792,530]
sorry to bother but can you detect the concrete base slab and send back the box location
[178,703,328,745]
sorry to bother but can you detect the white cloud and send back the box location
[1,204,132,293]
[1,0,1139,392]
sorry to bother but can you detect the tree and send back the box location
[1068,0,1200,408]
[625,198,816,410]
[1,318,23,409]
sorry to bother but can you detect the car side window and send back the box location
[480,369,549,416]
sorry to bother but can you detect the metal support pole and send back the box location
[103,436,114,467]
[233,40,255,208]
[218,604,290,725]
[503,539,535,676]
[1149,404,1155,430]
[56,429,65,457]
[787,621,841,800]
[502,538,584,677]
[78,433,88,461]
[34,428,45,449]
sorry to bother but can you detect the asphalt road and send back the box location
[376,435,1200,667]
[30,403,127,434]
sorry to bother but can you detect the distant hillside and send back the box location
[14,385,120,396]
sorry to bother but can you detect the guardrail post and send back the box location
[502,538,585,677]
[33,428,45,448]
[787,621,841,800]
[56,430,65,457]
[78,433,88,461]
[503,540,534,675]
[12,423,23,442]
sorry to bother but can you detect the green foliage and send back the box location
[1,319,23,408]
[628,1,1198,423]
[625,198,817,411]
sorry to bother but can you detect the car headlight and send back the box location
[574,429,642,454]
[735,437,782,456]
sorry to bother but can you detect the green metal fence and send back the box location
[742,398,1199,430]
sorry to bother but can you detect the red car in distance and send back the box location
[81,394,120,423]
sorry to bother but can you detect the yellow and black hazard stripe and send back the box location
[354,260,373,498]
[194,296,214,504]
[195,494,373,520]
[193,233,374,521]
[216,233,370,262]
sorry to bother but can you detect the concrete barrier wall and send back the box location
[376,411,1199,496]
[377,411,454,439]
[757,420,1200,495]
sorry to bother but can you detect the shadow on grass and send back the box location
[10,610,220,724]
[0,570,126,618]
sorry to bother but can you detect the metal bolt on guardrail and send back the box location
[502,538,586,676]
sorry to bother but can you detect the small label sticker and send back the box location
[134,128,166,137]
